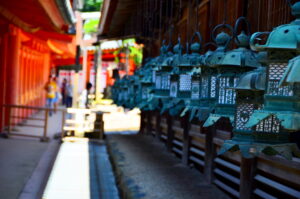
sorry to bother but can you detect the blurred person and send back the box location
[45,76,57,116]
[78,82,92,108]
[65,79,73,108]
[61,78,67,105]
[52,77,59,112]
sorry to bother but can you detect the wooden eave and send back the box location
[98,0,139,40]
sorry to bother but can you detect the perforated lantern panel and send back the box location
[152,71,156,83]
[161,74,170,90]
[155,75,162,89]
[255,115,280,133]
[179,74,191,91]
[218,77,238,105]
[142,87,148,99]
[236,103,254,131]
[201,77,209,98]
[267,63,293,96]
[125,89,129,100]
[170,82,178,97]
[210,76,217,98]
[191,81,200,99]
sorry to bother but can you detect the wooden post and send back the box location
[182,115,190,165]
[166,114,174,151]
[240,157,256,199]
[155,111,161,141]
[93,112,104,139]
[204,125,216,184]
[42,109,49,142]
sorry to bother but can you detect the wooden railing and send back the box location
[2,104,66,141]
[141,111,300,199]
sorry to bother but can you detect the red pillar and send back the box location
[5,26,21,125]
[0,28,9,130]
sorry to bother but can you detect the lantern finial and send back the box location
[291,2,300,19]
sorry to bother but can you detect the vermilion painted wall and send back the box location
[0,24,52,130]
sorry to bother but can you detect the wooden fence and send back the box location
[140,111,300,199]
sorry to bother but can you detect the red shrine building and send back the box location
[0,0,76,130]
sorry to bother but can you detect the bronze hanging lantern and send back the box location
[167,37,193,116]
[204,20,261,127]
[240,2,300,159]
[218,67,267,158]
[180,32,209,121]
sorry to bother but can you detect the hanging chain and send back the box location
[223,0,228,24]
[159,0,163,43]
[187,0,191,44]
[196,0,199,32]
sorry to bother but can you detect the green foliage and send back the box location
[129,46,143,66]
[84,19,99,34]
[81,0,103,12]
[113,39,143,66]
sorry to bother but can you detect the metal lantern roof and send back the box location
[234,67,266,91]
[250,2,300,52]
[280,55,300,86]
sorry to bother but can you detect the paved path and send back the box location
[42,138,119,199]
[0,110,63,199]
[107,134,230,199]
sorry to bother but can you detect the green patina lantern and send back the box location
[180,32,217,121]
[167,38,193,116]
[111,78,120,105]
[183,41,218,122]
[120,76,130,108]
[235,2,300,159]
[154,43,175,114]
[114,77,125,106]
[140,44,170,111]
[132,70,142,107]
[218,67,268,158]
[126,75,139,109]
[203,20,261,127]
[137,59,156,111]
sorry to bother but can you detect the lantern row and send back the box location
[111,3,300,160]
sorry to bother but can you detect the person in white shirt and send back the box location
[78,82,92,108]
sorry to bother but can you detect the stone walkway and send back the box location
[0,110,63,199]
[107,134,230,199]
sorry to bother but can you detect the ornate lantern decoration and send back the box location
[154,43,174,113]
[180,32,208,121]
[126,75,139,109]
[203,20,261,127]
[218,67,267,158]
[121,76,130,108]
[238,3,300,159]
[137,59,156,111]
[166,38,191,116]
[111,79,119,104]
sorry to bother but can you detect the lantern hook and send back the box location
[189,31,203,53]
[234,17,251,36]
[203,42,217,52]
[190,32,203,46]
[234,17,251,44]
[249,32,270,50]
[211,23,233,49]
